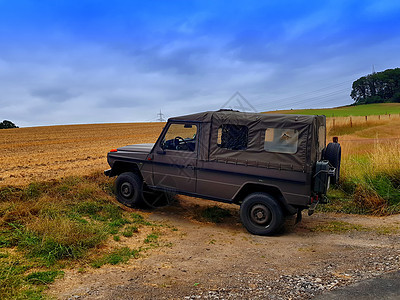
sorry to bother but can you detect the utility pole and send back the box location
[156,110,166,122]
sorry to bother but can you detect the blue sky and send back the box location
[0,0,400,126]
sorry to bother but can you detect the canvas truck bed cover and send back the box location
[168,110,325,172]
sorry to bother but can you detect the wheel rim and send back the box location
[250,204,272,226]
[121,182,133,198]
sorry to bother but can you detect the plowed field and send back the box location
[1,116,400,186]
[0,123,164,186]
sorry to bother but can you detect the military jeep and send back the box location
[105,110,341,235]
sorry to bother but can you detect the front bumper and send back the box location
[104,169,112,177]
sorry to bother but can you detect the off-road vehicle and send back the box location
[105,110,341,235]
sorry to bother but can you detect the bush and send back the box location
[0,120,18,129]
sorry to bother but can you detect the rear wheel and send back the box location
[115,172,144,207]
[240,193,284,236]
[324,142,341,185]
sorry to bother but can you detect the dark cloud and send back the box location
[30,88,80,102]
[0,1,400,126]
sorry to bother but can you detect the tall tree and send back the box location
[351,68,400,104]
[0,120,19,129]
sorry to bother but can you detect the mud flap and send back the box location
[295,209,303,224]
[308,200,319,216]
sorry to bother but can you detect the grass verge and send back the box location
[0,172,171,299]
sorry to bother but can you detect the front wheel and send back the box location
[239,193,284,236]
[115,172,144,207]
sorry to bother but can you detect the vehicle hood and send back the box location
[117,143,154,153]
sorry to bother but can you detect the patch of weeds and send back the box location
[0,187,21,202]
[200,206,232,223]
[0,173,148,298]
[368,174,400,206]
[14,220,107,266]
[62,176,82,187]
[91,247,140,268]
[76,201,103,217]
[107,218,131,234]
[317,189,366,214]
[131,213,152,226]
[99,181,115,196]
[25,270,64,285]
[311,221,367,233]
[0,230,13,248]
[103,204,123,220]
[24,182,45,200]
[144,233,159,244]
[0,257,32,299]
[56,184,71,195]
[122,226,138,237]
[113,235,120,242]
[16,288,44,300]
[374,225,400,235]
[298,247,316,253]
[75,186,97,201]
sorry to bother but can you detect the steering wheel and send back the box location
[174,136,188,150]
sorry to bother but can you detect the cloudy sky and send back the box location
[1,0,400,126]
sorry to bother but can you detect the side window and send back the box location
[161,123,197,151]
[217,124,248,150]
[264,128,298,154]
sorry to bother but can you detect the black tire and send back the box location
[239,193,284,236]
[324,142,341,185]
[115,172,144,207]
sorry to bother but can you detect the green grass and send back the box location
[121,225,139,237]
[0,254,50,299]
[311,221,367,233]
[200,206,232,223]
[310,220,400,235]
[320,172,400,216]
[0,172,163,299]
[131,213,153,226]
[265,103,400,117]
[25,270,64,285]
[144,233,159,244]
[91,247,140,268]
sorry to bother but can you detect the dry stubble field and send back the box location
[0,122,164,186]
[1,115,400,187]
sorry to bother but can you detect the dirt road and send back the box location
[48,196,400,299]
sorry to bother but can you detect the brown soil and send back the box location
[47,196,400,300]
[0,123,164,186]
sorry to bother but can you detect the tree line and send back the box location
[0,120,18,129]
[351,68,400,105]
